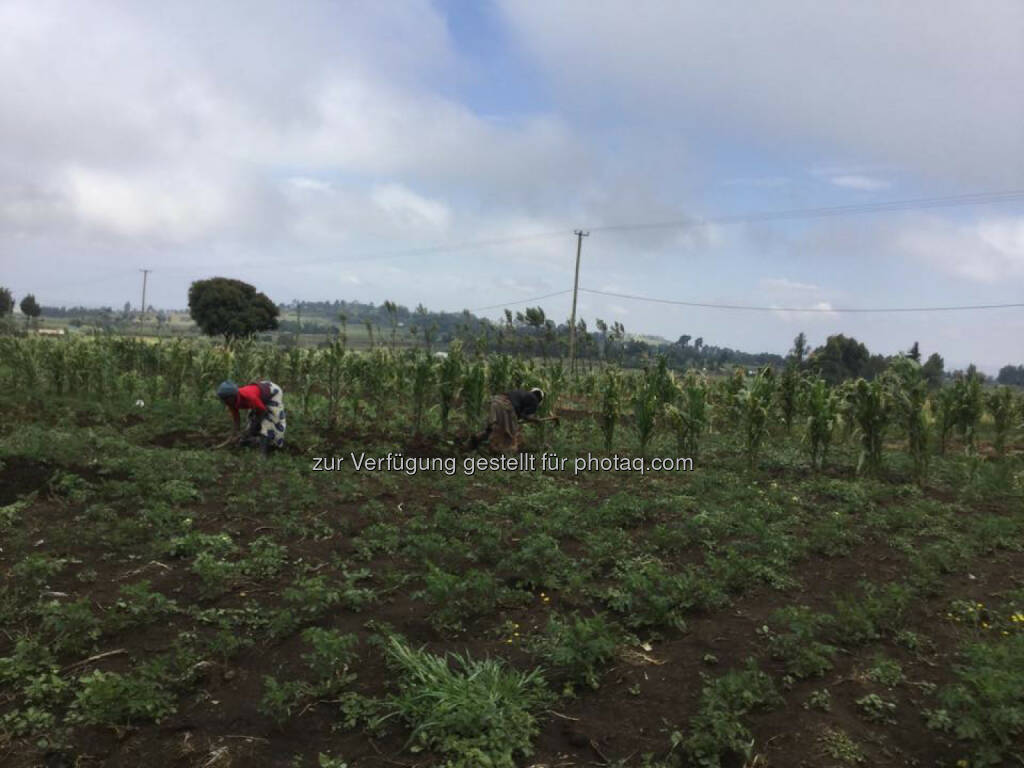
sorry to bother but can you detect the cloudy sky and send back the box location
[2,0,1023,370]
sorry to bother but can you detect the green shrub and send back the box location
[68,670,175,726]
[674,659,781,767]
[418,565,504,631]
[763,606,837,679]
[259,675,312,727]
[498,534,571,590]
[38,599,102,655]
[856,693,897,724]
[109,581,178,630]
[537,613,621,689]
[606,558,725,631]
[301,628,358,694]
[925,634,1024,767]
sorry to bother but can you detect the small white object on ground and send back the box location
[135,399,145,407]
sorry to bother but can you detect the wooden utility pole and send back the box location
[567,229,589,372]
[139,269,151,324]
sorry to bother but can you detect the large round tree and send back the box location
[19,293,40,329]
[188,277,279,342]
[0,286,14,315]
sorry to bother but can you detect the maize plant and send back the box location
[846,377,891,476]
[632,365,664,458]
[535,361,566,445]
[953,369,983,453]
[462,360,486,430]
[320,341,346,429]
[600,368,622,453]
[343,355,368,423]
[43,339,69,396]
[117,370,145,404]
[804,376,839,471]
[716,367,747,429]
[144,373,165,406]
[738,366,775,468]
[190,344,232,402]
[230,339,258,384]
[12,338,42,396]
[437,342,464,434]
[165,339,194,402]
[651,355,675,406]
[935,386,958,455]
[987,386,1017,457]
[411,353,435,435]
[777,361,801,432]
[487,354,512,396]
[888,358,932,484]
[664,371,708,457]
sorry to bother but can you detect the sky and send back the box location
[2,0,1023,372]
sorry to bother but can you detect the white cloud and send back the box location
[63,166,230,241]
[760,277,822,293]
[499,1,1024,187]
[830,175,891,191]
[771,301,838,322]
[371,184,451,233]
[722,176,791,188]
[898,216,1024,283]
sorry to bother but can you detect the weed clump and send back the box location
[378,636,553,768]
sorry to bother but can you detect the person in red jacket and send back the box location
[216,379,286,455]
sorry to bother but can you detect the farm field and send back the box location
[1,337,1023,768]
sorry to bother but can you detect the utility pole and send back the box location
[567,229,589,372]
[139,269,151,325]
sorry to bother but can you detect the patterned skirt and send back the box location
[487,394,520,453]
[247,381,287,447]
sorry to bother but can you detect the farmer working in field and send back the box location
[215,379,286,456]
[471,387,558,453]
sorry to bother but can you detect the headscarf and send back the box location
[216,380,239,402]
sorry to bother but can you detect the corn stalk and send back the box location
[887,358,932,484]
[987,386,1017,457]
[600,368,622,453]
[738,366,775,468]
[777,361,801,432]
[462,361,486,430]
[804,377,839,471]
[437,342,464,434]
[846,377,891,476]
[953,369,983,454]
[411,353,434,435]
[664,371,708,458]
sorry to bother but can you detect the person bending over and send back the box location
[215,379,287,456]
[471,387,557,453]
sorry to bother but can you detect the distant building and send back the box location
[36,328,65,336]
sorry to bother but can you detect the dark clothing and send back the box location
[487,395,520,452]
[505,389,541,419]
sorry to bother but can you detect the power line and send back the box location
[153,230,574,275]
[470,290,573,313]
[162,188,1024,272]
[580,288,1024,314]
[588,189,1024,233]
